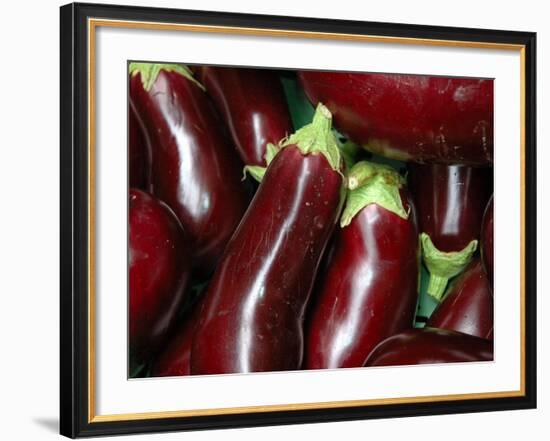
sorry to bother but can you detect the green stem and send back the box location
[340,161,407,227]
[242,143,279,182]
[421,233,478,301]
[246,104,343,183]
[129,62,204,92]
[242,165,267,182]
[279,103,342,172]
[426,274,450,301]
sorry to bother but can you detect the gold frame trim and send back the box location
[87,18,527,424]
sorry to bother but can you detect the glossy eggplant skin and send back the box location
[408,164,493,252]
[130,69,251,274]
[151,303,201,377]
[129,100,151,191]
[365,328,493,367]
[481,196,494,284]
[196,67,293,167]
[129,189,191,365]
[191,146,344,374]
[305,190,419,369]
[427,259,493,339]
[298,71,493,165]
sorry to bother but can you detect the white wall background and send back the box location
[0,0,546,439]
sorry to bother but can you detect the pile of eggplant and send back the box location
[128,63,494,377]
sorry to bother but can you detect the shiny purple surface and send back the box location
[408,163,493,252]
[191,146,344,374]
[130,69,251,274]
[365,328,493,367]
[128,100,151,190]
[427,259,493,339]
[197,67,293,167]
[129,189,191,364]
[305,190,419,369]
[298,71,493,165]
[151,302,201,377]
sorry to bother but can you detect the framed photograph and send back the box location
[60,2,537,438]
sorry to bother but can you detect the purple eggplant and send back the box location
[128,100,151,191]
[129,189,191,365]
[365,328,493,366]
[305,161,419,369]
[191,104,345,374]
[196,66,293,168]
[408,163,492,300]
[427,258,493,339]
[298,71,493,165]
[129,63,251,274]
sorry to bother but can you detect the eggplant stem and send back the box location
[427,274,450,301]
[421,233,478,302]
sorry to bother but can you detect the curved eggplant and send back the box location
[298,71,493,165]
[191,105,345,374]
[129,100,151,190]
[481,196,494,284]
[151,302,201,377]
[129,63,251,274]
[427,258,493,339]
[305,162,419,369]
[129,189,191,365]
[408,163,493,300]
[196,66,293,168]
[365,328,493,367]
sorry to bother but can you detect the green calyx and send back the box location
[280,103,342,172]
[129,62,204,92]
[421,233,478,301]
[340,161,407,227]
[242,143,280,182]
[242,104,341,182]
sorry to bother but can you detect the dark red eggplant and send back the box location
[481,196,494,284]
[151,303,201,377]
[427,258,493,339]
[129,189,191,365]
[408,163,493,300]
[129,100,151,191]
[196,66,293,168]
[298,71,493,165]
[191,104,345,374]
[129,63,251,274]
[305,161,419,369]
[365,328,493,367]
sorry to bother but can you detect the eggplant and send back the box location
[481,196,494,284]
[129,189,191,365]
[365,328,493,367]
[427,258,493,339]
[305,161,419,369]
[408,163,493,300]
[151,303,201,377]
[129,100,151,190]
[129,63,251,274]
[191,104,345,374]
[196,66,293,169]
[298,71,493,165]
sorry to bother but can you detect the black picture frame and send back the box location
[60,2,537,438]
